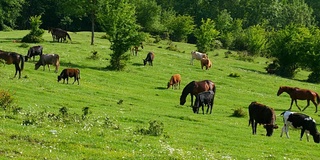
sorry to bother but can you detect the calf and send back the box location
[57,68,80,85]
[167,74,181,89]
[26,45,43,61]
[193,90,215,114]
[143,52,155,66]
[35,54,60,73]
[280,111,320,143]
[201,58,212,70]
[248,102,278,136]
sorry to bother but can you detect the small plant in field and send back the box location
[135,120,164,136]
[82,107,90,120]
[0,90,15,111]
[232,107,246,117]
[166,43,180,52]
[59,107,68,117]
[228,73,240,78]
[104,116,120,130]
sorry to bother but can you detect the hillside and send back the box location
[0,30,319,159]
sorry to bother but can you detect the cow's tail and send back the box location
[280,111,286,116]
[66,33,72,41]
[19,54,24,71]
[55,55,60,72]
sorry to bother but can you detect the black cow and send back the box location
[280,111,320,143]
[193,90,215,114]
[248,101,278,136]
[26,46,43,61]
[57,68,80,85]
[143,52,155,66]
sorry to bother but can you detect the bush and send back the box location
[232,107,246,117]
[228,73,240,78]
[0,90,15,111]
[21,15,44,43]
[135,120,164,136]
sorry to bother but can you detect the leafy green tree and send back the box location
[132,0,164,34]
[269,24,312,78]
[194,18,220,53]
[166,15,195,42]
[0,0,25,30]
[21,15,45,43]
[98,0,143,70]
[245,25,268,56]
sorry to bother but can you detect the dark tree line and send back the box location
[2,0,320,80]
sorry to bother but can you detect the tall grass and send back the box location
[0,30,319,159]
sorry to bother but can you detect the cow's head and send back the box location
[180,96,186,105]
[313,133,320,143]
[57,75,62,82]
[264,124,278,136]
[34,63,41,70]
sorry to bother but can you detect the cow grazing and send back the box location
[190,51,208,65]
[248,102,278,136]
[35,54,60,73]
[193,90,215,114]
[201,58,212,70]
[26,45,43,61]
[167,74,181,89]
[57,68,80,85]
[143,52,155,66]
[280,111,320,143]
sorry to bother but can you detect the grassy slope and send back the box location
[0,30,320,159]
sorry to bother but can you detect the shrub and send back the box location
[228,73,240,78]
[232,107,246,117]
[135,120,164,136]
[21,15,44,43]
[0,90,15,111]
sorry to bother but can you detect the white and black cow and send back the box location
[280,111,320,143]
[248,101,278,136]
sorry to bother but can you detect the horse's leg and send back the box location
[190,94,193,107]
[14,63,19,78]
[288,99,294,110]
[302,100,311,112]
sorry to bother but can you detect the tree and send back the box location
[0,0,25,30]
[98,0,143,70]
[244,25,268,56]
[21,15,45,43]
[166,15,195,42]
[194,18,220,53]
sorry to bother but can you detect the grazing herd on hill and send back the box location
[1,31,319,144]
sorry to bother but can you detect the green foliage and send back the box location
[166,15,195,42]
[0,90,15,111]
[245,25,268,56]
[98,0,143,70]
[0,0,24,30]
[135,120,164,136]
[228,72,241,78]
[194,18,220,53]
[21,15,44,43]
[232,107,246,117]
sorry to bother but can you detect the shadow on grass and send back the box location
[132,63,144,67]
[155,86,167,90]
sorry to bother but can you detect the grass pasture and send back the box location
[0,30,320,159]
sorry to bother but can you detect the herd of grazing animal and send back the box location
[2,33,320,145]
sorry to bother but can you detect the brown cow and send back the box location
[248,101,278,136]
[57,68,80,85]
[201,58,212,70]
[167,74,181,89]
[35,54,60,73]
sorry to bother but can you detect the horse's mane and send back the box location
[181,81,195,99]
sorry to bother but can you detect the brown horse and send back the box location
[180,80,216,106]
[277,86,320,113]
[0,50,24,78]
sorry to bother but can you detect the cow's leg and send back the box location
[280,125,285,137]
[66,77,69,84]
[47,64,51,71]
[72,77,76,84]
[300,128,306,141]
[285,124,290,138]
[253,122,257,135]
[302,100,311,112]
[190,94,193,107]
[201,103,204,114]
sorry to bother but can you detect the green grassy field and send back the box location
[0,30,320,159]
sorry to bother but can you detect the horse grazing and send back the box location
[167,74,181,89]
[35,54,60,73]
[48,27,71,42]
[143,52,155,66]
[180,80,216,106]
[277,86,320,113]
[26,45,43,61]
[190,51,208,65]
[131,43,143,56]
[0,50,24,78]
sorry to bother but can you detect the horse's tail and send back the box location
[317,93,320,105]
[66,33,72,41]
[19,54,24,71]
